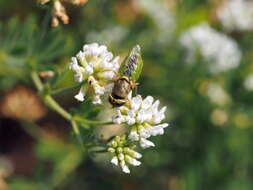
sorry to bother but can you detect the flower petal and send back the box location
[128,129,139,141]
[140,138,155,149]
[125,155,141,166]
[92,95,102,104]
[74,88,86,101]
[142,96,154,109]
[111,156,119,166]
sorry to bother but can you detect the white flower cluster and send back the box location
[70,43,120,104]
[113,93,168,149]
[107,135,142,173]
[217,0,253,31]
[180,23,242,74]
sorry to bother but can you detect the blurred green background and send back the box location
[1,0,253,189]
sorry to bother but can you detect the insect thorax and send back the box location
[112,77,131,99]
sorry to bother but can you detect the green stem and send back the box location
[31,71,114,126]
[31,71,43,91]
[51,83,82,96]
[31,71,85,147]
[31,71,112,150]
[89,149,108,154]
[44,96,72,120]
[31,71,71,121]
[74,116,114,126]
[71,120,85,150]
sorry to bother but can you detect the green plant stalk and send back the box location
[31,71,83,147]
[71,120,84,150]
[31,71,114,126]
[51,83,82,96]
[74,116,114,126]
[31,71,72,120]
[31,71,112,150]
[45,96,72,120]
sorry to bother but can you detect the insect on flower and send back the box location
[109,45,143,107]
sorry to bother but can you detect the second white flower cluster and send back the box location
[108,92,168,173]
[113,93,168,149]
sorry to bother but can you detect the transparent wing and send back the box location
[119,45,143,81]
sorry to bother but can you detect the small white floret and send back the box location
[125,155,141,166]
[140,138,155,149]
[122,165,130,173]
[92,95,102,105]
[74,90,85,101]
[111,156,119,166]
